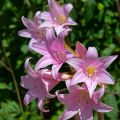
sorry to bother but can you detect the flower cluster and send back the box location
[19,0,118,119]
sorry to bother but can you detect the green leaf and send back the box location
[104,94,118,120]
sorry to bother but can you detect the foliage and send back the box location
[0,0,120,119]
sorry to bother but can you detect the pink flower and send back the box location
[32,31,73,79]
[21,58,60,112]
[57,85,112,120]
[18,11,49,50]
[40,0,77,35]
[67,42,118,97]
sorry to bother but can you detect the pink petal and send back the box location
[25,58,36,77]
[59,109,78,120]
[100,55,118,69]
[52,63,63,79]
[28,39,37,51]
[20,75,35,89]
[35,56,53,70]
[96,69,115,85]
[43,74,59,91]
[70,70,87,86]
[40,21,54,28]
[18,29,31,38]
[85,80,97,98]
[80,106,93,120]
[76,41,87,59]
[32,42,48,55]
[46,28,56,42]
[66,58,83,71]
[41,11,52,21]
[34,11,41,25]
[38,98,49,112]
[24,91,37,105]
[93,102,112,112]
[93,85,105,99]
[63,4,73,15]
[86,47,98,58]
[22,16,36,29]
[54,25,65,36]
[67,17,77,25]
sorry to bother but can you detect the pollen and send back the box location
[56,15,67,24]
[86,66,97,77]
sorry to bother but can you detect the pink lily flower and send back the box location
[21,58,60,112]
[18,11,49,50]
[32,31,73,79]
[57,85,112,120]
[67,42,118,97]
[40,0,77,35]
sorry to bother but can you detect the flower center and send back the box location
[86,66,97,77]
[37,28,46,39]
[53,51,66,63]
[56,15,67,24]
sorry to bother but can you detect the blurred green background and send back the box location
[0,0,120,120]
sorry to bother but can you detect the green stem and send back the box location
[3,48,23,113]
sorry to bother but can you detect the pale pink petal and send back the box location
[22,16,36,29]
[40,21,54,28]
[85,80,97,98]
[76,41,87,58]
[100,55,118,69]
[38,98,49,112]
[46,28,56,42]
[86,47,98,58]
[52,63,63,79]
[34,11,41,25]
[54,26,65,36]
[65,80,71,90]
[32,42,48,55]
[24,91,37,105]
[67,17,77,25]
[66,58,83,71]
[93,85,105,99]
[35,56,53,70]
[25,58,36,77]
[96,69,115,85]
[70,70,87,86]
[18,29,31,38]
[41,11,52,21]
[47,93,56,98]
[28,39,37,51]
[93,102,112,112]
[63,4,73,14]
[59,109,78,120]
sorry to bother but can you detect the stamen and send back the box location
[86,66,97,77]
[56,15,67,24]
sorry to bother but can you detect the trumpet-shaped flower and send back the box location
[68,43,118,97]
[32,31,73,79]
[57,85,112,120]
[21,58,60,112]
[18,11,49,50]
[40,0,77,35]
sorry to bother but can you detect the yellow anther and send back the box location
[56,15,67,24]
[86,66,97,77]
